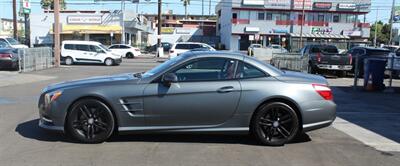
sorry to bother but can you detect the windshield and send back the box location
[321,46,339,54]
[253,45,261,48]
[99,44,111,52]
[142,56,184,78]
[6,38,20,45]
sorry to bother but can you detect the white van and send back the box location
[169,42,215,58]
[0,36,29,48]
[61,40,122,66]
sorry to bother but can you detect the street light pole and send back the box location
[374,8,379,47]
[12,0,17,39]
[299,0,306,49]
[389,0,396,45]
[157,0,162,57]
[54,0,61,67]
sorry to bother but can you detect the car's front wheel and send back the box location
[104,58,114,66]
[66,99,115,143]
[65,57,73,65]
[252,102,299,146]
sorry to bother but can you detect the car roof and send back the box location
[62,40,102,45]
[352,46,390,51]
[175,42,206,45]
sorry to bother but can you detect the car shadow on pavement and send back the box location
[333,86,400,143]
[16,119,311,145]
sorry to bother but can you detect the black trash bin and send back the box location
[363,58,387,91]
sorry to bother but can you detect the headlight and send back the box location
[44,90,63,105]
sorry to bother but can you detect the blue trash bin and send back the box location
[363,58,387,91]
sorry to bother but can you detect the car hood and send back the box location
[43,73,139,93]
[11,44,29,48]
[274,71,328,85]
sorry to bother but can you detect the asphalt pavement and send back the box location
[0,58,399,166]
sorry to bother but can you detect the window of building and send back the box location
[218,24,221,30]
[266,13,273,20]
[281,12,290,21]
[318,14,324,22]
[218,10,221,17]
[173,16,176,20]
[166,16,170,20]
[239,11,250,19]
[346,14,356,23]
[232,13,237,19]
[258,12,265,20]
[333,14,340,22]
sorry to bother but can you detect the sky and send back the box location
[0,0,397,24]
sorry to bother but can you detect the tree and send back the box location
[40,0,66,10]
[370,21,390,46]
[181,0,190,19]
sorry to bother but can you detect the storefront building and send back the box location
[216,0,371,51]
[30,10,153,47]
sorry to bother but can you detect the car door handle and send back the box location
[217,86,234,93]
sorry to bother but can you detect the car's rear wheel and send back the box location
[126,52,134,59]
[66,99,115,143]
[252,102,299,146]
[104,58,114,66]
[65,57,73,65]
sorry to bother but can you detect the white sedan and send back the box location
[109,44,141,58]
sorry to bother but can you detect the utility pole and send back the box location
[209,0,211,16]
[202,0,204,17]
[12,0,17,39]
[389,0,396,45]
[374,7,379,47]
[157,0,162,57]
[299,0,306,49]
[121,0,126,44]
[54,0,61,67]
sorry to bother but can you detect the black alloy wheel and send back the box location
[252,102,299,146]
[126,52,134,59]
[66,99,115,143]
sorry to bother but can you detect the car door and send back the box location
[143,57,241,127]
[90,45,107,62]
[75,44,94,62]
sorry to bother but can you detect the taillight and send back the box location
[312,84,333,100]
[316,53,321,62]
[134,48,140,51]
[170,50,174,53]
[0,53,12,58]
[348,53,353,65]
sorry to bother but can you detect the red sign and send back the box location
[313,2,332,10]
[294,0,312,9]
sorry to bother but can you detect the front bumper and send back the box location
[38,94,66,132]
[114,58,122,64]
[0,59,18,69]
[317,64,352,71]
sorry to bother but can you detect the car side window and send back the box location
[76,44,90,52]
[119,45,129,49]
[109,45,119,49]
[236,62,267,79]
[175,44,187,49]
[90,45,104,53]
[64,44,74,50]
[173,58,236,82]
[0,40,9,48]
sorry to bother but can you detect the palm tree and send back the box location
[40,0,66,10]
[181,0,190,19]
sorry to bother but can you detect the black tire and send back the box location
[65,57,73,65]
[126,52,134,59]
[307,63,316,74]
[104,58,114,66]
[66,99,115,143]
[251,102,300,146]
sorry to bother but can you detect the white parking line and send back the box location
[333,117,400,152]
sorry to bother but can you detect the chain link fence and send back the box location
[269,53,309,73]
[18,47,55,73]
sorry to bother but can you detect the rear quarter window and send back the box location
[175,44,188,49]
[367,50,390,56]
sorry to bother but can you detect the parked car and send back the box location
[109,44,141,58]
[348,47,391,76]
[38,51,336,145]
[267,44,288,54]
[301,44,352,77]
[169,42,215,58]
[247,44,262,56]
[145,42,172,53]
[0,48,19,70]
[61,40,122,66]
[0,36,28,48]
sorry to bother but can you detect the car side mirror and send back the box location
[161,73,178,86]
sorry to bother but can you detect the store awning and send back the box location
[289,33,350,39]
[50,25,122,34]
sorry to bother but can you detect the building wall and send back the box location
[216,0,234,50]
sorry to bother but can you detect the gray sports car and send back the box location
[38,51,336,145]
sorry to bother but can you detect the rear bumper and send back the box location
[301,100,336,132]
[0,59,18,69]
[317,64,352,71]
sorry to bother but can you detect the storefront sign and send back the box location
[272,29,288,34]
[338,3,357,10]
[176,28,191,34]
[342,30,362,37]
[311,27,333,34]
[242,0,264,6]
[67,16,102,24]
[294,0,312,10]
[265,0,290,9]
[313,2,332,10]
[245,27,260,33]
[249,35,255,41]
[161,27,175,34]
